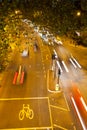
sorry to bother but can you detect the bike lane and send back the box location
[0,97,52,130]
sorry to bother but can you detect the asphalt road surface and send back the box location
[0,21,86,130]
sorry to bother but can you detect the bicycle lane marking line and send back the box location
[63,94,70,111]
[1,126,52,130]
[54,124,68,130]
[48,97,53,130]
[0,97,48,101]
[50,104,70,112]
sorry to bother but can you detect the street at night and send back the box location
[0,0,87,130]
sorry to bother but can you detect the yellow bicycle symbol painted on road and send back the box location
[19,104,34,120]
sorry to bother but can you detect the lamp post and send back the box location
[76,10,81,29]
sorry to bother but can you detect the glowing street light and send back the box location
[15,10,21,15]
[77,11,81,16]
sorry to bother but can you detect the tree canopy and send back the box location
[0,0,87,71]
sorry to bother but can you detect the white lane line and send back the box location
[50,104,69,112]
[62,61,69,72]
[71,96,87,130]
[56,61,63,73]
[72,57,81,68]
[0,97,48,101]
[69,58,77,68]
[54,124,68,130]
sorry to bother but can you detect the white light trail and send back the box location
[62,61,69,72]
[71,96,87,130]
[53,49,57,56]
[80,97,87,111]
[69,58,77,68]
[72,57,81,68]
[56,61,63,72]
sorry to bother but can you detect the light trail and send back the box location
[56,61,63,72]
[80,97,87,111]
[53,49,57,58]
[62,61,69,72]
[69,58,77,68]
[71,96,87,130]
[72,57,81,68]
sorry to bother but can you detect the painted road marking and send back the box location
[48,88,62,93]
[0,97,48,101]
[63,94,70,111]
[54,124,68,130]
[0,97,52,130]
[48,98,53,130]
[19,104,34,120]
[1,126,52,130]
[50,104,69,112]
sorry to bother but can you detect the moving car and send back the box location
[13,65,25,85]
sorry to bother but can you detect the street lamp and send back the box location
[77,11,81,17]
[76,10,81,29]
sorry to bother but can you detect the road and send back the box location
[0,20,87,130]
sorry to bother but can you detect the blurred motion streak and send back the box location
[62,61,69,72]
[20,71,25,84]
[71,83,87,112]
[13,72,18,84]
[71,96,87,130]
[69,58,77,68]
[71,56,81,69]
[56,61,63,73]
